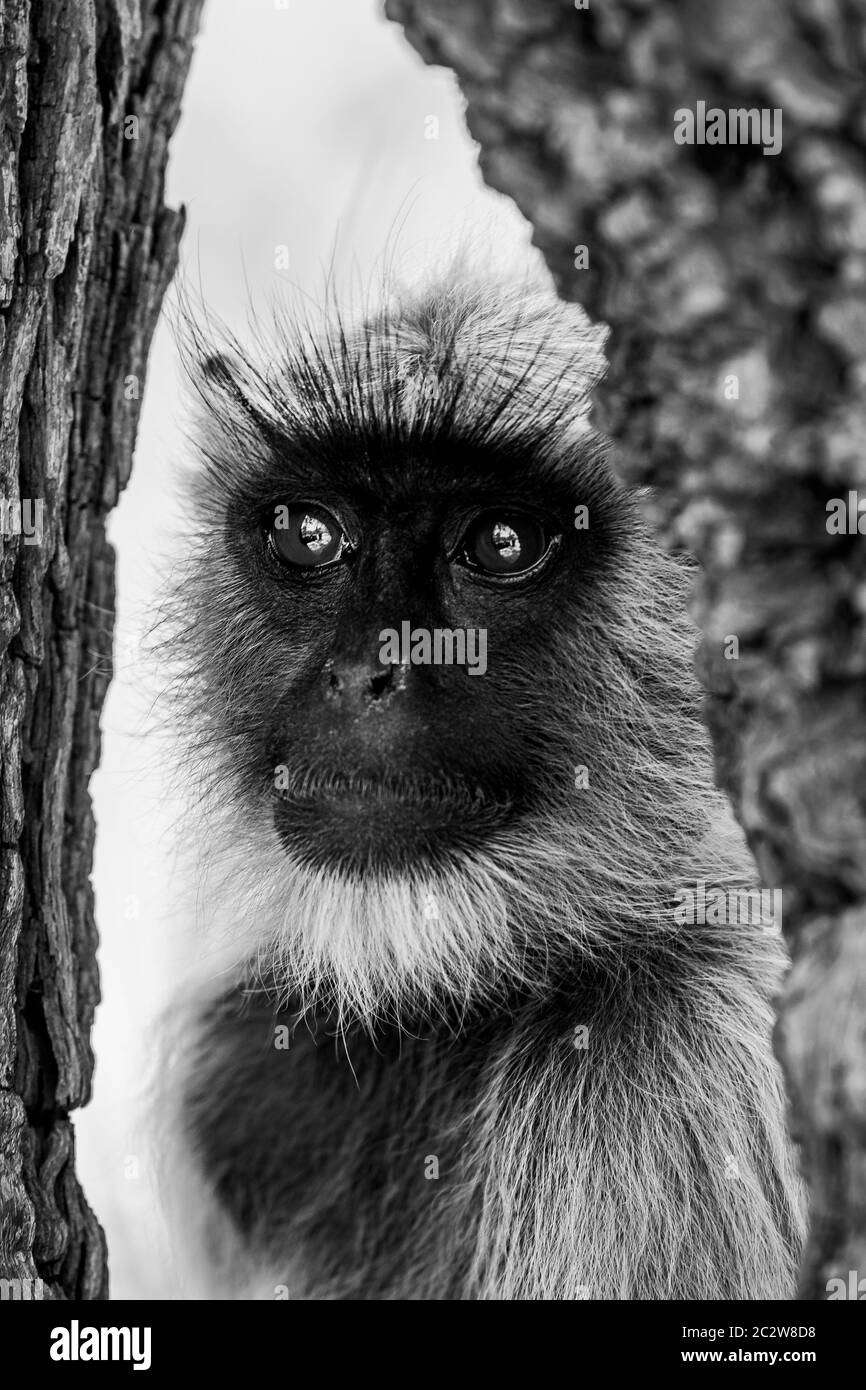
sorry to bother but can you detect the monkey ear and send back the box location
[200,351,240,391]
[198,350,259,418]
[172,280,275,433]
[189,345,278,451]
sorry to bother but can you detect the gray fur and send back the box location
[160,274,806,1299]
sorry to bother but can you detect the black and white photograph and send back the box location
[1,0,865,1357]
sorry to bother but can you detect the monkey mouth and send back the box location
[273,768,506,809]
[271,769,516,872]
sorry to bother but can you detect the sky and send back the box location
[75,0,537,1299]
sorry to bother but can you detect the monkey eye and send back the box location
[456,511,555,578]
[267,503,351,570]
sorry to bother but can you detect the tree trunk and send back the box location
[0,0,202,1300]
[386,0,866,1297]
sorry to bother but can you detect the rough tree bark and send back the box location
[386,0,866,1298]
[0,0,202,1300]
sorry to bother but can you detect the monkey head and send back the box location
[168,280,718,1024]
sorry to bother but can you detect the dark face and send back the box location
[180,320,632,881]
[193,425,625,877]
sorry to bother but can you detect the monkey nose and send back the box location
[325,659,401,707]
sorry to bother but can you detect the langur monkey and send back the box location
[161,273,805,1299]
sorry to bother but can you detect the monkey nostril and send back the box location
[368,667,394,700]
[325,661,395,704]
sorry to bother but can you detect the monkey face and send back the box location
[218,435,613,877]
[173,284,695,892]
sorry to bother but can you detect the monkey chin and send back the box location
[271,776,517,876]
